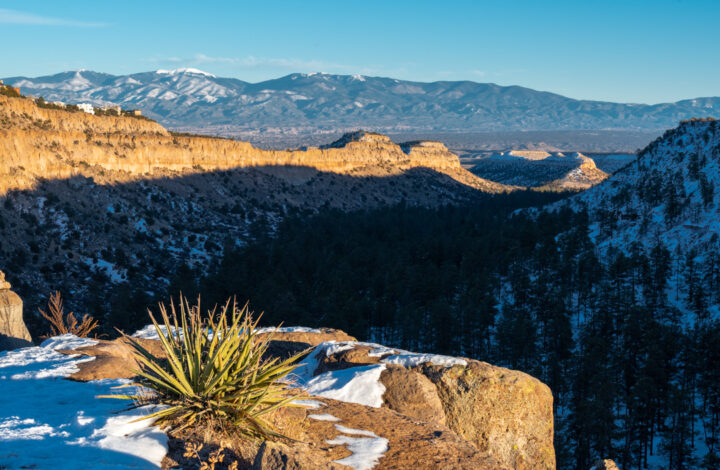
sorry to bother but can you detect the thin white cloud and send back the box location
[141,53,403,77]
[0,9,105,27]
[143,53,350,71]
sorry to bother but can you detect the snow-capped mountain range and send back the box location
[4,69,719,141]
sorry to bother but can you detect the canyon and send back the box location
[0,93,510,336]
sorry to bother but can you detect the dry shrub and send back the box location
[38,291,100,338]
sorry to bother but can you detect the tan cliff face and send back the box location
[0,95,510,195]
[0,94,168,135]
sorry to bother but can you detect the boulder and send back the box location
[257,328,356,348]
[379,364,446,426]
[419,360,555,470]
[0,271,32,350]
[58,330,555,468]
[58,336,166,381]
[306,341,555,468]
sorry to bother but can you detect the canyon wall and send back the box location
[0,95,508,194]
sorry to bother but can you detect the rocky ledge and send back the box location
[0,270,32,350]
[60,327,555,469]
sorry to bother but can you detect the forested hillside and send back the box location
[564,118,720,255]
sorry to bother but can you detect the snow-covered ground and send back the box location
[0,335,166,469]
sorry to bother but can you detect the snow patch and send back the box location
[304,364,387,408]
[334,424,377,437]
[131,324,179,340]
[383,353,467,368]
[255,326,323,334]
[294,399,325,409]
[308,413,340,422]
[89,406,168,466]
[327,424,388,470]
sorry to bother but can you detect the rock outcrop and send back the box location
[419,360,555,469]
[471,150,610,190]
[309,341,555,469]
[62,331,556,469]
[0,95,511,196]
[0,271,32,350]
[58,336,167,381]
[379,364,447,426]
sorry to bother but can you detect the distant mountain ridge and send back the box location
[4,69,719,145]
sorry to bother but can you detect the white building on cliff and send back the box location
[77,103,94,114]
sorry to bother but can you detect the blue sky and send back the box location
[1,0,718,104]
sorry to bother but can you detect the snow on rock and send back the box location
[0,335,96,369]
[292,340,467,408]
[0,335,167,469]
[255,326,323,334]
[89,407,168,466]
[327,424,389,470]
[382,353,467,368]
[308,413,341,422]
[294,340,467,383]
[132,324,321,340]
[305,364,387,408]
[131,324,179,340]
[294,399,325,409]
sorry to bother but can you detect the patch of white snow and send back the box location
[327,424,389,470]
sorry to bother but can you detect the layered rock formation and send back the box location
[61,328,555,469]
[0,270,32,350]
[0,94,509,196]
[471,150,609,190]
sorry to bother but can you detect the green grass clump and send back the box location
[103,296,304,439]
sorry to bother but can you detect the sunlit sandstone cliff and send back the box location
[0,95,510,195]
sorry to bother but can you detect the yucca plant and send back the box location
[101,296,305,440]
